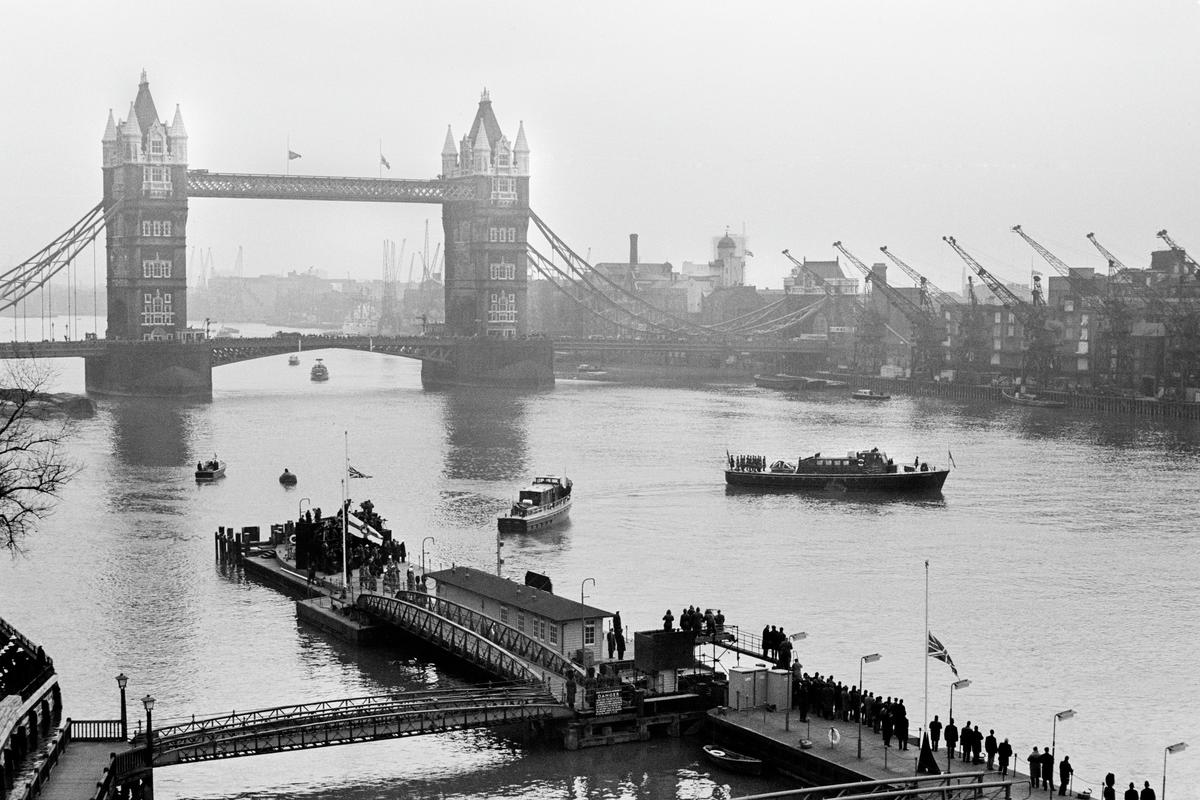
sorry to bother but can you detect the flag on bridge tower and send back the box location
[288,150,302,160]
[380,153,391,170]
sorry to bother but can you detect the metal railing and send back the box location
[69,719,126,741]
[359,591,586,680]
[12,722,71,800]
[735,772,1013,800]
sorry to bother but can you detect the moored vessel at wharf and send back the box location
[725,448,948,493]
[497,476,573,533]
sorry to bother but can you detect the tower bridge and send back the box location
[3,72,835,397]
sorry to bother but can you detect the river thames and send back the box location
[2,330,1198,798]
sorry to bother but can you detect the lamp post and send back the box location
[785,632,807,732]
[298,497,311,519]
[1051,708,1075,791]
[1163,741,1187,800]
[948,678,970,771]
[115,673,128,739]
[421,536,435,577]
[142,695,155,764]
[581,577,595,605]
[857,653,881,759]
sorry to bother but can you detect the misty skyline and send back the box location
[2,1,1198,295]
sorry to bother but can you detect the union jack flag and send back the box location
[347,465,372,479]
[927,631,959,676]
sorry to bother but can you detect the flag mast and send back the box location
[924,558,929,737]
[342,430,350,598]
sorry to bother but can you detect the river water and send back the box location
[1,323,1198,798]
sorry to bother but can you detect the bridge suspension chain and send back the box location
[526,246,652,336]
[1,201,112,312]
[528,211,726,340]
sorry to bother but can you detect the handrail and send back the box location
[69,718,126,740]
[736,772,989,799]
[14,722,71,800]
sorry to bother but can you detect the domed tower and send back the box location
[101,71,189,342]
[440,89,530,338]
[717,232,745,287]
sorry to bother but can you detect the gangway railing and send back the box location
[734,771,1013,799]
[359,591,586,680]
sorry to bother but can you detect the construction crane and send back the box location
[878,246,959,312]
[1012,225,1134,389]
[1156,230,1200,279]
[1085,232,1127,275]
[943,235,1058,389]
[833,241,946,380]
[782,249,885,374]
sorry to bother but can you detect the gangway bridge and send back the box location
[148,685,568,767]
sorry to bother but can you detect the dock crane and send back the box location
[1086,232,1127,275]
[1012,225,1134,389]
[878,246,959,312]
[832,241,946,380]
[943,236,1058,389]
[782,249,886,374]
[1155,230,1200,280]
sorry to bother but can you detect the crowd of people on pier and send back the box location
[0,633,51,697]
[661,606,726,636]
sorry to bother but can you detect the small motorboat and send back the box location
[287,354,300,366]
[195,457,226,482]
[1001,389,1065,408]
[310,358,329,382]
[851,388,891,401]
[279,469,297,486]
[702,743,763,776]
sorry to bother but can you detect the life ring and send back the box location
[708,748,726,757]
[828,727,841,745]
[289,534,296,545]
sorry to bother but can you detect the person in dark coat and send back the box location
[997,738,1013,777]
[972,725,983,764]
[1040,747,1055,791]
[606,628,616,659]
[1140,781,1156,800]
[894,703,909,750]
[662,609,674,631]
[1027,748,1041,789]
[615,631,626,659]
[613,611,622,636]
[1124,783,1139,800]
[881,704,894,748]
[944,719,959,763]
[1058,756,1073,796]
[961,720,973,761]
[929,715,942,751]
[761,625,771,658]
[985,729,998,769]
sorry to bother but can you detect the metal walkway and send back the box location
[151,686,567,766]
[734,772,1015,799]
[357,591,585,688]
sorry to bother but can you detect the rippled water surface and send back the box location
[2,332,1198,798]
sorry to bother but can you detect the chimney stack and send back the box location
[629,233,639,265]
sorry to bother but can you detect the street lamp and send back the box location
[115,673,128,739]
[581,577,595,605]
[1163,741,1187,800]
[948,678,971,770]
[785,632,807,731]
[1051,709,1075,790]
[298,497,311,519]
[858,653,881,759]
[142,695,155,764]
[421,536,435,577]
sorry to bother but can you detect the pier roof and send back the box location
[429,566,611,622]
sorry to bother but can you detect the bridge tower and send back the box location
[88,72,210,396]
[101,71,190,341]
[440,90,530,338]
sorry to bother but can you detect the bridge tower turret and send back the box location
[101,71,189,342]
[441,89,530,338]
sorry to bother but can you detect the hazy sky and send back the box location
[2,1,1198,293]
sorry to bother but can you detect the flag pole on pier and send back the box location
[342,431,349,598]
[924,558,929,736]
